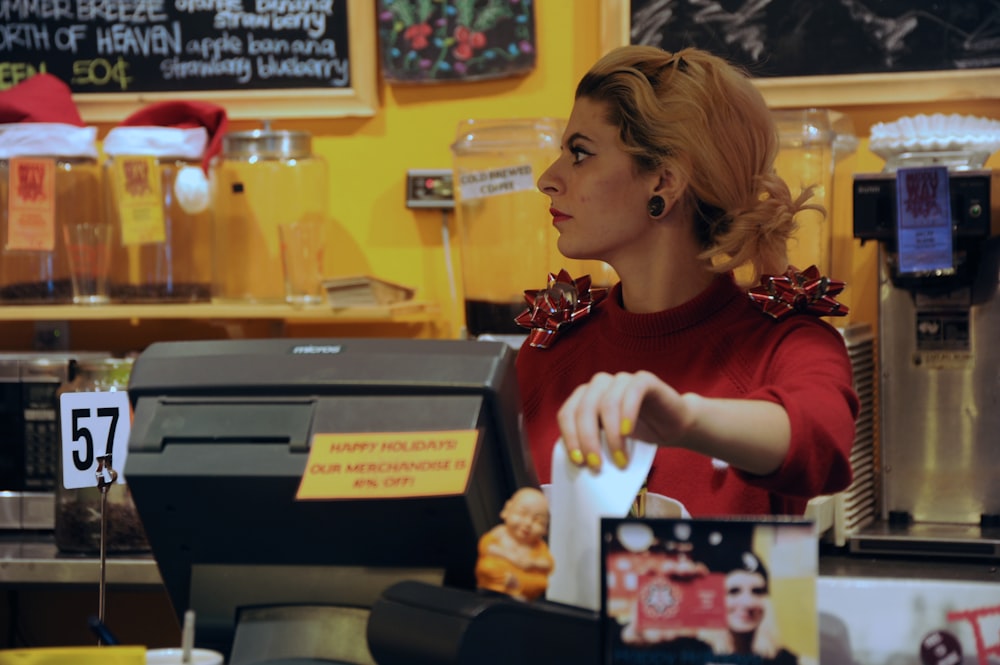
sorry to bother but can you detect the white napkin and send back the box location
[544,436,658,611]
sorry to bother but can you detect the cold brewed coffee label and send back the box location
[458,165,536,201]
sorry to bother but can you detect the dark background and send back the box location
[629,0,1000,78]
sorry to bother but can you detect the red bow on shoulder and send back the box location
[514,269,608,349]
[748,265,849,320]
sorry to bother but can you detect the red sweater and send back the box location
[515,273,859,517]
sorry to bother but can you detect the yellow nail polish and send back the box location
[569,449,585,465]
[586,452,601,469]
[620,418,633,436]
[613,449,628,469]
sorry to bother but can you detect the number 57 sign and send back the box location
[59,391,131,490]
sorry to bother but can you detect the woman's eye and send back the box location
[569,145,592,163]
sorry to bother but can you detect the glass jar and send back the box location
[54,356,150,554]
[450,118,614,337]
[771,109,857,276]
[103,127,215,303]
[0,151,104,304]
[212,128,329,302]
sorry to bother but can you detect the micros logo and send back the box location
[291,344,343,355]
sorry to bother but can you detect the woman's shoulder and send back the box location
[768,647,799,665]
[740,265,851,342]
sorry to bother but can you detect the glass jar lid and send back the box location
[223,129,313,160]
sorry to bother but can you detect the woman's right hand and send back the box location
[557,370,694,471]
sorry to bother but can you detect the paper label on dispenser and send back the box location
[458,165,535,201]
[114,156,166,245]
[296,430,478,500]
[6,158,56,251]
[896,166,953,275]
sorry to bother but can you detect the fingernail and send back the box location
[613,450,628,469]
[620,418,632,436]
[586,452,601,469]
[569,449,585,465]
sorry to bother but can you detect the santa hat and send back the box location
[102,100,228,214]
[0,73,97,159]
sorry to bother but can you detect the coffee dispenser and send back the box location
[852,146,1000,557]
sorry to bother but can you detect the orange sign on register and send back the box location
[296,430,479,500]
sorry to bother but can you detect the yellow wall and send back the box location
[95,1,1000,342]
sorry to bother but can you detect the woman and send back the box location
[619,547,799,665]
[515,45,859,516]
[717,552,797,665]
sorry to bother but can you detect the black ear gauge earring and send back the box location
[647,195,666,218]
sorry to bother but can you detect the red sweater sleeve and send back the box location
[734,319,859,500]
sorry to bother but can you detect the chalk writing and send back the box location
[0,0,353,93]
[628,0,1000,77]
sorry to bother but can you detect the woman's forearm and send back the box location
[675,394,791,476]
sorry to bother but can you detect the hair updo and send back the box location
[575,45,822,285]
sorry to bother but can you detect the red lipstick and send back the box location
[549,207,571,224]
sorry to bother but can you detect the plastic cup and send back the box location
[278,219,326,305]
[145,648,225,665]
[62,222,113,305]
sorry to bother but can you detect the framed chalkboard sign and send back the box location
[7,0,377,121]
[601,0,1000,107]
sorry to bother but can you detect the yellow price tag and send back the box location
[0,646,146,665]
[113,155,165,245]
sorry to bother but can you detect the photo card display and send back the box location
[601,517,818,665]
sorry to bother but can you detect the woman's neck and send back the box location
[730,631,755,654]
[615,257,716,313]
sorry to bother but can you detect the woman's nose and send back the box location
[537,158,561,194]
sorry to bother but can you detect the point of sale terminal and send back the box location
[124,338,601,665]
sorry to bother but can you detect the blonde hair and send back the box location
[576,45,822,285]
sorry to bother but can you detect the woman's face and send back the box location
[726,570,767,634]
[536,96,659,265]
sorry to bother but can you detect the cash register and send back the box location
[124,338,600,665]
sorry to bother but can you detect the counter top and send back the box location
[0,533,162,589]
[1,535,995,590]
[818,543,1000,582]
[0,301,437,322]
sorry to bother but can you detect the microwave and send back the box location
[0,352,107,530]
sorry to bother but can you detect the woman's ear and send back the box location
[653,165,688,202]
[650,166,689,218]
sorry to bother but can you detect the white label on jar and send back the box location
[59,391,131,490]
[458,165,535,201]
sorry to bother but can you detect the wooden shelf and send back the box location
[0,301,439,324]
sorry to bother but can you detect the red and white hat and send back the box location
[0,74,97,159]
[103,100,228,214]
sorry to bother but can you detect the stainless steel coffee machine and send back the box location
[852,154,1000,558]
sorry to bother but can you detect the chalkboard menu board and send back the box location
[2,0,377,121]
[629,0,1000,77]
[601,0,1000,107]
